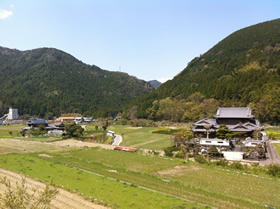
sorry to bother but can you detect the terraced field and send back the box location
[0,147,279,209]
[108,125,173,150]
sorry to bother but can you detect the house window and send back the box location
[218,142,223,144]
[206,141,211,143]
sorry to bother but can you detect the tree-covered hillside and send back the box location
[0,47,153,118]
[127,18,280,124]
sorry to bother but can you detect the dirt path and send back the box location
[0,168,109,209]
[0,138,71,154]
[53,139,116,150]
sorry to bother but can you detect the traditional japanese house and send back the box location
[192,107,262,140]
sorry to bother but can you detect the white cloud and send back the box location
[158,77,171,83]
[9,4,15,8]
[0,9,13,19]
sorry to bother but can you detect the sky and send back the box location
[0,1,280,83]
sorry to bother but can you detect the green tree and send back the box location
[209,145,219,157]
[65,123,84,138]
[216,124,233,139]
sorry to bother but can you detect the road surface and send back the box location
[260,140,280,166]
[112,134,122,146]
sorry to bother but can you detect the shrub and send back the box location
[163,146,179,157]
[215,159,228,167]
[0,177,58,209]
[175,151,185,158]
[195,155,208,164]
[229,162,244,170]
[267,164,280,177]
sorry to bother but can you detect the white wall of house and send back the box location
[222,151,244,161]
[200,138,230,146]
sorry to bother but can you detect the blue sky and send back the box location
[0,0,279,82]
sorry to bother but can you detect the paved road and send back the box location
[112,134,122,146]
[260,140,280,166]
[269,141,280,164]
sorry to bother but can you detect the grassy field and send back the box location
[0,153,202,209]
[266,127,280,140]
[0,148,279,209]
[0,124,22,138]
[273,143,280,157]
[1,124,174,150]
[107,125,173,150]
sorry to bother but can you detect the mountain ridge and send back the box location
[0,46,154,118]
[127,18,280,123]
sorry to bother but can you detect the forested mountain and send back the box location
[0,47,153,118]
[148,80,162,89]
[127,18,280,124]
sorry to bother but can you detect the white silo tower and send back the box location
[7,107,19,120]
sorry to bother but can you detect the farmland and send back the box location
[274,143,280,157]
[0,124,280,208]
[0,147,279,209]
[107,125,173,150]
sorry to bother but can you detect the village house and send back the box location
[192,107,265,160]
[192,107,262,140]
[54,116,76,123]
[22,119,65,135]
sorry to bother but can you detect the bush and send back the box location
[215,159,228,167]
[164,146,179,157]
[229,162,244,170]
[195,155,208,164]
[267,164,280,177]
[175,151,185,158]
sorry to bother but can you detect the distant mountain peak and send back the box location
[148,80,162,89]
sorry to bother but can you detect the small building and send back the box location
[55,117,75,123]
[74,117,93,124]
[27,119,48,128]
[107,131,115,136]
[243,140,264,147]
[7,107,19,120]
[47,130,64,136]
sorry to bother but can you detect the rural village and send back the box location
[1,3,280,208]
[0,106,279,164]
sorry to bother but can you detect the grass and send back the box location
[107,125,172,150]
[0,153,202,209]
[273,143,280,157]
[1,148,279,208]
[266,127,280,139]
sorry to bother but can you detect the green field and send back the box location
[108,125,173,150]
[0,148,279,209]
[0,124,22,138]
[266,127,280,140]
[0,152,202,209]
[273,143,280,157]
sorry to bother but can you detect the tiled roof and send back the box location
[193,118,217,126]
[214,107,254,118]
[28,119,48,124]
